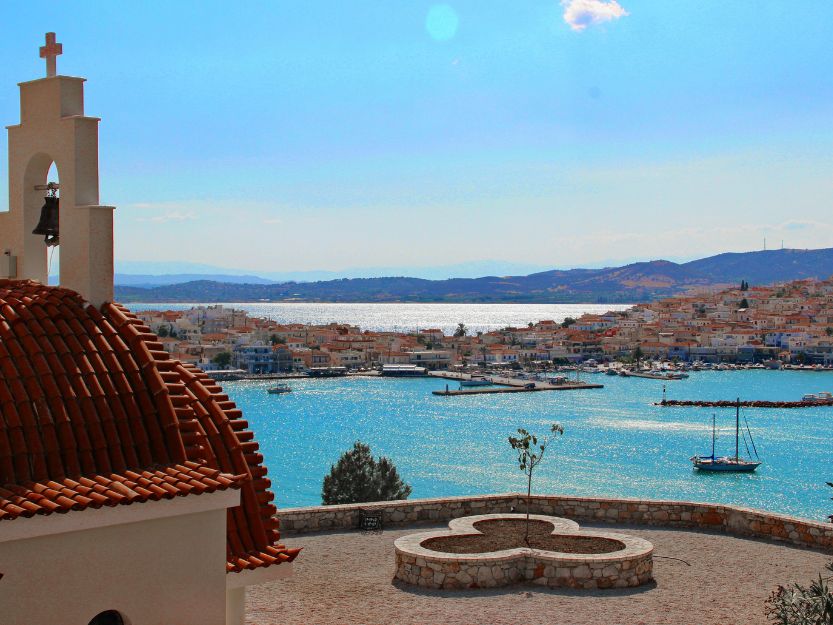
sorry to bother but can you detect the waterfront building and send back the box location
[233,342,292,373]
[408,349,453,369]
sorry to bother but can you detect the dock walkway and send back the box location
[429,371,603,396]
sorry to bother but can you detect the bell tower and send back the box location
[0,33,115,306]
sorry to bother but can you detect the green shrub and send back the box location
[322,441,412,505]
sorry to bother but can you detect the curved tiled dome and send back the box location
[0,280,299,573]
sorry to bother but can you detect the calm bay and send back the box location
[224,370,833,521]
[132,301,833,520]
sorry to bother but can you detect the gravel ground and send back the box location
[247,523,831,625]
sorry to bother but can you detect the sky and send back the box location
[1,1,833,276]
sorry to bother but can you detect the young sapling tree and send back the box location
[508,423,564,545]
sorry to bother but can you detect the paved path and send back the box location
[247,522,832,625]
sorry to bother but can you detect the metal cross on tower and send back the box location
[39,32,63,77]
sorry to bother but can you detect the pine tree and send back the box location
[322,442,412,505]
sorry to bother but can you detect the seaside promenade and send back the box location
[247,494,833,625]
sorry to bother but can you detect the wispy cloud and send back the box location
[561,0,628,31]
[263,217,283,225]
[136,210,197,223]
[549,221,833,262]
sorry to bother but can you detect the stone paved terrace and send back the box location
[247,521,832,625]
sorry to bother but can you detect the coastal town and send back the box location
[135,276,833,376]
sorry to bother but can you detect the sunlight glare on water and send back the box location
[131,302,633,335]
[224,370,833,521]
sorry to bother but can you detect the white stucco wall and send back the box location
[0,504,229,625]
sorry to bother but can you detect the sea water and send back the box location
[223,370,833,521]
[131,302,632,334]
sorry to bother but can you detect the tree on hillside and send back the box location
[508,423,564,545]
[561,317,576,328]
[212,351,232,369]
[826,327,833,337]
[633,345,644,366]
[157,325,169,338]
[453,323,468,338]
[740,280,749,291]
[740,298,750,309]
[322,442,411,505]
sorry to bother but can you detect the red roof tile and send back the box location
[0,280,299,574]
[0,461,243,520]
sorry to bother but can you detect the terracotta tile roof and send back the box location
[0,280,299,574]
[0,461,242,520]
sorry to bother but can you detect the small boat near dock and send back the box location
[267,383,292,395]
[460,376,492,387]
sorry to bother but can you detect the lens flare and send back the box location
[425,4,459,42]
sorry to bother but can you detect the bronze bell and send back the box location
[32,195,59,246]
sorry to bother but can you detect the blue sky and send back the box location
[1,2,832,275]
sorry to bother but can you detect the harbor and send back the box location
[222,369,833,518]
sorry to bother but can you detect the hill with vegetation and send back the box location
[114,247,833,303]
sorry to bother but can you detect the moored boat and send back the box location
[267,383,292,394]
[460,376,491,387]
[691,400,761,473]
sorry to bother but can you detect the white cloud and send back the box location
[561,0,628,31]
[263,217,283,225]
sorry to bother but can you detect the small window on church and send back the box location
[88,611,125,625]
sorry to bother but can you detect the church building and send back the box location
[0,34,299,625]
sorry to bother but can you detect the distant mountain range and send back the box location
[113,248,833,304]
[112,259,556,284]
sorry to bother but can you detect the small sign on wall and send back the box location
[1,252,17,279]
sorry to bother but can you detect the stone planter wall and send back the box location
[277,493,833,553]
[393,514,654,590]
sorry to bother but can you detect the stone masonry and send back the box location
[393,514,653,590]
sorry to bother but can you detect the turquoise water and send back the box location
[223,371,833,521]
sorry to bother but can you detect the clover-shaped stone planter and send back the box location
[394,514,653,590]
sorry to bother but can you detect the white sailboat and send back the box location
[691,400,761,472]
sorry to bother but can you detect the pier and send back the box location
[623,371,684,380]
[433,383,603,396]
[429,371,603,396]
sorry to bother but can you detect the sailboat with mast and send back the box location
[691,399,761,472]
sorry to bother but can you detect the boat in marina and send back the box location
[691,400,761,472]
[802,391,832,402]
[267,383,292,394]
[460,376,491,387]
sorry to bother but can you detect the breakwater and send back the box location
[657,399,833,409]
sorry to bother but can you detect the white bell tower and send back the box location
[0,32,115,306]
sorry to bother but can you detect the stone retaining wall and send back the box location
[277,493,833,552]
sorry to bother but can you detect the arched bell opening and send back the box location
[87,610,128,625]
[21,153,60,285]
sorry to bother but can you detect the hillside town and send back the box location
[135,276,833,375]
